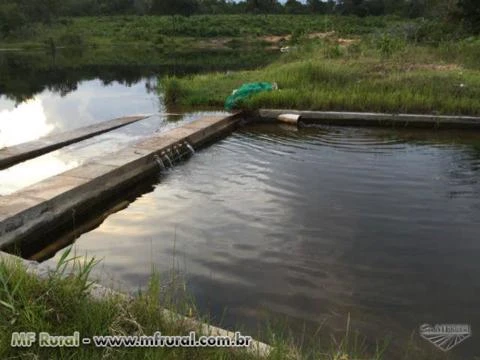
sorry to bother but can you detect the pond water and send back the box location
[1,50,480,359]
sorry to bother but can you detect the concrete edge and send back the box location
[258,109,480,129]
[0,251,274,358]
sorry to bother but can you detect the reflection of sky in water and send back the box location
[40,125,480,359]
[0,78,161,143]
[0,99,54,147]
[0,78,226,194]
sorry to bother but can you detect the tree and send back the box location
[0,2,26,35]
[284,0,305,14]
[151,0,198,16]
[245,0,280,13]
[307,0,327,13]
[133,0,152,15]
[457,0,480,33]
[338,0,368,16]
[364,0,385,16]
[151,0,198,33]
[405,0,427,18]
[21,0,62,23]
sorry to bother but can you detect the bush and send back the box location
[377,34,405,57]
[162,77,188,105]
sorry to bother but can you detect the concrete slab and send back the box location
[133,135,179,152]
[258,109,480,129]
[161,127,199,141]
[64,163,118,181]
[0,195,45,223]
[0,196,49,243]
[20,175,90,202]
[184,116,228,129]
[0,114,243,250]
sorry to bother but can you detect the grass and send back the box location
[0,14,462,51]
[0,248,450,360]
[160,34,480,115]
[3,14,478,114]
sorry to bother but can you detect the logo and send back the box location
[419,324,471,352]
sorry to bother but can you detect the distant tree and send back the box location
[197,0,238,14]
[405,0,427,18]
[284,0,306,14]
[0,2,26,35]
[245,0,280,13]
[20,0,62,23]
[307,0,327,13]
[384,0,406,15]
[151,0,198,33]
[337,0,368,16]
[0,0,63,35]
[133,0,152,14]
[457,0,480,33]
[151,0,198,16]
[325,0,337,13]
[364,0,385,16]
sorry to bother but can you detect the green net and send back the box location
[224,82,277,111]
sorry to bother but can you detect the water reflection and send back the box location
[0,48,278,104]
[0,153,79,195]
[40,124,480,359]
[0,99,53,147]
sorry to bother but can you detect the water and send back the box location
[39,124,480,358]
[154,155,166,171]
[186,143,196,154]
[1,49,480,358]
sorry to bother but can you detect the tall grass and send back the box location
[160,36,480,115]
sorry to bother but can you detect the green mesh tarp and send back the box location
[225,82,277,111]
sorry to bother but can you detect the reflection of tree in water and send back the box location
[144,78,157,94]
[0,47,278,104]
[0,51,154,103]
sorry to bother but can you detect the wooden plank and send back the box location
[0,116,148,170]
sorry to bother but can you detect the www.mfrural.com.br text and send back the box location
[11,331,252,348]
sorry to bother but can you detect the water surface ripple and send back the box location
[47,124,480,358]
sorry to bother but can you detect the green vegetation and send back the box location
[0,250,450,359]
[161,32,480,115]
[1,0,479,45]
[1,14,456,50]
[0,46,277,104]
[1,0,478,34]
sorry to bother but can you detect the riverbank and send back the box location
[161,32,480,115]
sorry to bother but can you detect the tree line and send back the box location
[1,0,479,35]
